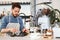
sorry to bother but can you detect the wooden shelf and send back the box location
[0,2,30,5]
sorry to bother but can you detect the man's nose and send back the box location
[15,12,18,14]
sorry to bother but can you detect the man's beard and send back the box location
[14,15,17,18]
[12,14,19,18]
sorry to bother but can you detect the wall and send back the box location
[36,0,60,12]
[0,5,30,16]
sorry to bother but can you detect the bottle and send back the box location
[46,27,53,38]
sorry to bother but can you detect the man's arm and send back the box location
[1,28,10,33]
[0,16,8,32]
[19,17,24,31]
[20,17,29,33]
[1,16,18,33]
[1,28,18,33]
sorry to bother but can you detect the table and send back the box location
[0,32,30,40]
[0,33,60,40]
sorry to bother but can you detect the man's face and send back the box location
[12,7,20,17]
[42,9,47,15]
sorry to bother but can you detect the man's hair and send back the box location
[12,2,21,9]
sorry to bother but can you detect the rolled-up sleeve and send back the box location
[19,17,24,31]
[0,16,8,31]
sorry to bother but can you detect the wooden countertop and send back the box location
[0,32,60,40]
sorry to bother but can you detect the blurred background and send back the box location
[0,0,60,39]
[0,0,60,25]
[0,0,60,30]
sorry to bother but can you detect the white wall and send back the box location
[0,0,60,16]
[52,0,60,10]
[0,5,30,16]
[0,0,30,2]
[0,0,31,16]
[36,0,52,4]
[36,0,60,11]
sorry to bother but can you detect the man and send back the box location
[38,8,50,33]
[0,3,29,35]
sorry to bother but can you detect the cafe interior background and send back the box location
[0,0,60,40]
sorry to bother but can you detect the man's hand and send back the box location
[9,28,18,33]
[22,28,29,33]
[1,28,18,33]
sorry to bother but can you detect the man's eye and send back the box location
[15,11,17,12]
[15,11,19,12]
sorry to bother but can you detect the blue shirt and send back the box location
[0,15,24,31]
